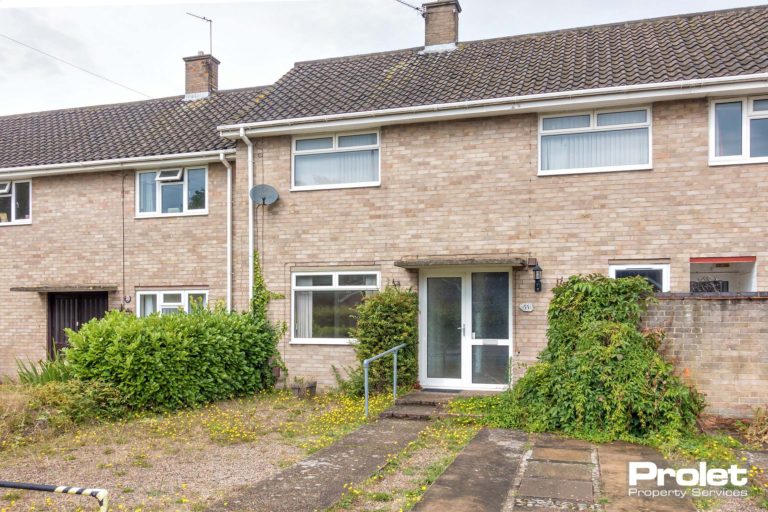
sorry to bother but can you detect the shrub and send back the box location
[1,381,128,449]
[29,380,128,427]
[16,350,73,385]
[455,274,704,442]
[340,285,418,395]
[65,306,280,411]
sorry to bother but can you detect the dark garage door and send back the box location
[48,292,109,356]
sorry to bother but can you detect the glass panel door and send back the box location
[469,272,510,385]
[426,277,463,380]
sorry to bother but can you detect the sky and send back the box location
[0,0,762,116]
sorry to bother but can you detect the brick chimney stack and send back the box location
[183,52,219,99]
[422,0,461,47]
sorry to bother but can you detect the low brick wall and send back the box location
[644,294,768,418]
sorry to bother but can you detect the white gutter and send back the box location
[240,128,255,304]
[218,73,768,137]
[219,152,233,312]
[0,149,236,179]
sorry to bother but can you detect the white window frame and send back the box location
[609,263,670,292]
[291,130,381,191]
[290,270,381,345]
[538,106,653,176]
[0,180,32,226]
[709,97,768,166]
[135,289,209,317]
[135,166,208,218]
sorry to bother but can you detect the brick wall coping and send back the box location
[655,292,768,301]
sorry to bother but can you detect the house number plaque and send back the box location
[519,303,534,312]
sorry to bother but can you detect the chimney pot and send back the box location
[421,0,461,48]
[182,53,220,99]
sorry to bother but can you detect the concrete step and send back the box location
[395,390,459,406]
[380,404,444,420]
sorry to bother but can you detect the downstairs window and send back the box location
[690,257,756,293]
[136,290,208,317]
[609,263,670,292]
[292,271,380,344]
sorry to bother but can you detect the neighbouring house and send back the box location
[2,2,767,417]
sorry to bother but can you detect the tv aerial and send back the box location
[250,184,279,206]
[187,12,213,54]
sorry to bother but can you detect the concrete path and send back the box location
[207,418,426,512]
[413,429,527,512]
[512,434,598,510]
[415,429,698,512]
[598,442,696,512]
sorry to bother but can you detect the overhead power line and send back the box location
[0,32,152,99]
[392,0,424,15]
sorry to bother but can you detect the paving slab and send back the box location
[518,477,594,501]
[530,433,593,450]
[207,418,426,512]
[598,441,696,512]
[525,460,593,481]
[413,429,526,512]
[530,446,592,463]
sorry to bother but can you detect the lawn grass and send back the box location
[0,387,394,512]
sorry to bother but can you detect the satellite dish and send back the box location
[250,184,279,206]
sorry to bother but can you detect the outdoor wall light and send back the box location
[533,264,543,293]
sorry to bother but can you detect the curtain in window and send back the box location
[294,149,378,186]
[139,173,156,212]
[13,182,30,220]
[541,128,649,171]
[295,291,313,338]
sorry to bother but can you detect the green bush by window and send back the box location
[454,274,704,442]
[65,306,280,411]
[339,285,418,395]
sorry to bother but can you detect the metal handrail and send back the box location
[0,480,108,511]
[363,343,407,419]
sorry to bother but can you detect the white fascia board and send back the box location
[0,149,236,179]
[219,73,768,137]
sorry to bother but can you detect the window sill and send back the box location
[538,165,652,177]
[290,182,381,192]
[709,157,768,166]
[135,210,208,219]
[290,338,357,346]
[0,220,31,227]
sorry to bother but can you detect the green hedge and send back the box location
[340,285,418,395]
[65,307,280,411]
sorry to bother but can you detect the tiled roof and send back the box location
[0,86,269,169]
[230,5,768,124]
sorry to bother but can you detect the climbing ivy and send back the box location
[453,274,705,442]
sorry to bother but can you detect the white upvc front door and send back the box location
[418,268,513,391]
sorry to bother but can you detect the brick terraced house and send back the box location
[2,2,767,416]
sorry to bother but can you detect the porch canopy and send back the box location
[394,254,528,269]
[10,284,118,293]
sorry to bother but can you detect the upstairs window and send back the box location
[137,167,207,216]
[0,180,31,225]
[292,271,380,344]
[609,263,670,292]
[539,108,651,175]
[137,290,208,317]
[292,131,380,190]
[711,97,768,164]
